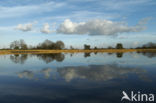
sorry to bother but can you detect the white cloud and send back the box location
[15,23,34,32]
[133,41,139,47]
[40,23,56,34]
[40,23,51,34]
[57,18,149,36]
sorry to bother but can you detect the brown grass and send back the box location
[0,49,156,55]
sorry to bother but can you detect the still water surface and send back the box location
[0,52,156,103]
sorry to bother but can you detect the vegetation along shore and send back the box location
[0,49,156,55]
[1,39,156,55]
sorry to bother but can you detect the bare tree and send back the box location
[10,39,28,50]
[19,39,28,49]
[10,40,20,49]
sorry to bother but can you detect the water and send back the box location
[0,52,156,103]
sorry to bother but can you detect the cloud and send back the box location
[40,23,51,34]
[15,23,34,32]
[57,18,149,36]
[99,0,155,12]
[133,41,139,47]
[0,1,65,18]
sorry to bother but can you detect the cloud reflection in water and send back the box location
[57,65,148,82]
[16,64,149,82]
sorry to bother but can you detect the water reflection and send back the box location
[10,54,28,64]
[116,52,123,58]
[58,65,148,82]
[17,70,34,79]
[84,53,91,58]
[0,52,156,103]
[35,53,65,63]
[10,53,65,64]
[16,64,149,82]
[107,52,113,55]
[137,52,156,58]
[40,68,52,79]
[9,52,156,65]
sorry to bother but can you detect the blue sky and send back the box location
[0,0,156,49]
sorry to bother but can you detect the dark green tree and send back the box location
[116,43,123,49]
[84,44,90,50]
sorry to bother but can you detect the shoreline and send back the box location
[0,49,156,55]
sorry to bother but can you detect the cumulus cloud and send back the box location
[40,23,51,34]
[15,21,38,32]
[16,23,34,32]
[40,23,57,34]
[57,18,149,35]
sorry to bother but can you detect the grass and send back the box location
[0,49,156,55]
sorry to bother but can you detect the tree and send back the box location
[19,39,28,49]
[70,46,74,50]
[107,46,113,49]
[116,43,123,49]
[94,46,98,50]
[141,42,156,49]
[10,40,20,49]
[84,44,90,50]
[10,39,28,50]
[36,40,65,50]
[37,39,54,49]
[55,41,65,50]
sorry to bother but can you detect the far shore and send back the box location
[0,49,156,55]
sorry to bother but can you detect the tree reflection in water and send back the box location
[137,52,156,58]
[84,53,91,58]
[35,53,65,63]
[116,52,123,58]
[10,54,28,64]
[10,53,65,64]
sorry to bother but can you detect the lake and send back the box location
[0,52,156,103]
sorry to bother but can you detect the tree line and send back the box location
[136,42,156,49]
[84,43,124,50]
[84,42,156,50]
[3,39,156,50]
[9,39,65,50]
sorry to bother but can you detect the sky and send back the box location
[0,0,156,49]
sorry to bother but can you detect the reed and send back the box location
[0,49,156,55]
